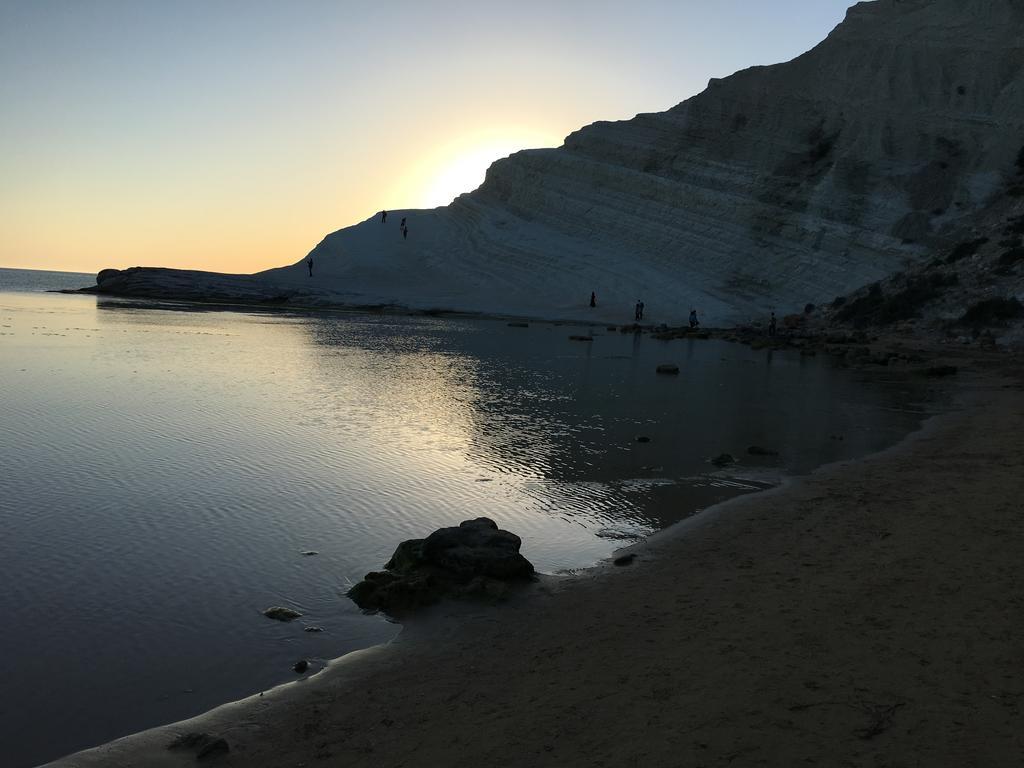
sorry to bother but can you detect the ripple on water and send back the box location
[0,287,939,768]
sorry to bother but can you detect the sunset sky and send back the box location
[1,0,856,275]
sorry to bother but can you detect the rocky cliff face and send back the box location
[259,0,1024,324]
[83,2,1023,326]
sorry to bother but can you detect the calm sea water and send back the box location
[0,268,937,766]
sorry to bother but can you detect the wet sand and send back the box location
[47,360,1024,767]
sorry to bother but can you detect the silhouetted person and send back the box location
[400,217,406,228]
[689,308,699,328]
[381,210,387,223]
[307,257,314,277]
[402,225,408,240]
[768,311,777,336]
[634,300,641,321]
[590,291,596,308]
[639,301,645,320]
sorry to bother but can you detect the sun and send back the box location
[417,130,562,209]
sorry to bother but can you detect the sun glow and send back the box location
[411,129,564,209]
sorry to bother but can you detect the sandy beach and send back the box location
[47,356,1024,768]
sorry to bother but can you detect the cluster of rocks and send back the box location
[348,518,535,615]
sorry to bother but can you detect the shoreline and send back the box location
[45,359,1023,767]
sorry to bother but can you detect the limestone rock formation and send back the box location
[89,267,302,305]
[348,518,535,614]
[261,0,1024,324]
[87,1,1024,328]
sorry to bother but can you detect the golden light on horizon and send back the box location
[400,129,564,210]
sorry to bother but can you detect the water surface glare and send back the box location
[0,269,936,766]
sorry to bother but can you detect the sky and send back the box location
[0,0,858,275]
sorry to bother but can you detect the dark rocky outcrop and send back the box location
[95,268,121,285]
[347,518,535,614]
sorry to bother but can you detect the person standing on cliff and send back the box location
[590,292,596,308]
[381,210,387,223]
[307,257,314,277]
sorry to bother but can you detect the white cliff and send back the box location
[102,0,1024,326]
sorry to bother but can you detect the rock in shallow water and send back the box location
[348,517,535,615]
[263,606,302,621]
[711,453,736,467]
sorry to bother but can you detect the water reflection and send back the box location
[287,310,933,535]
[0,290,936,767]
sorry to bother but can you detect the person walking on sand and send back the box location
[639,301,645,320]
[381,210,387,223]
[634,300,641,321]
[590,291,596,308]
[307,257,314,277]
[768,311,777,337]
[689,308,699,328]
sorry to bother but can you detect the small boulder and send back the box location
[711,453,736,467]
[303,626,324,633]
[421,518,533,580]
[656,364,680,375]
[263,606,302,622]
[613,553,637,566]
[636,436,651,443]
[293,659,309,674]
[348,518,535,615]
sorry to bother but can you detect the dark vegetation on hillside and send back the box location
[944,237,989,264]
[958,297,1024,328]
[833,273,959,327]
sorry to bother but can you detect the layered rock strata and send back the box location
[93,0,1024,325]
